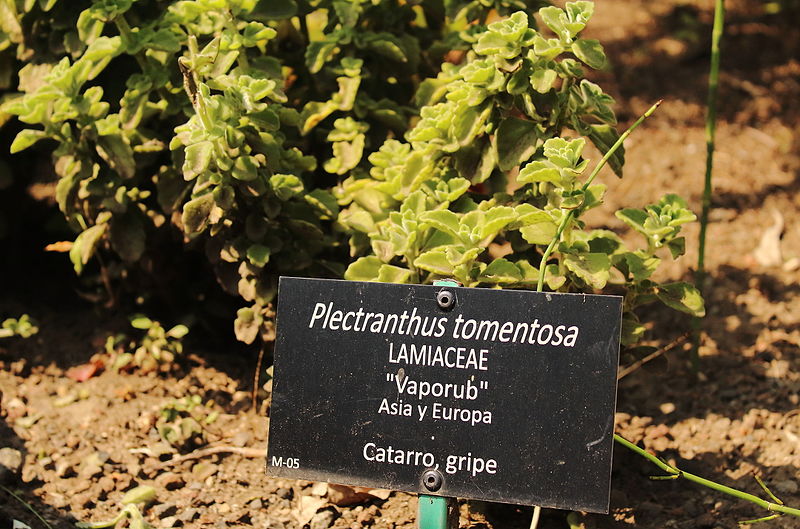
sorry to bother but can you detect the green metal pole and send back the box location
[418,496,452,529]
[417,279,462,529]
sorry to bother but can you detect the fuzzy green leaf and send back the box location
[540,2,593,41]
[623,251,660,282]
[232,156,259,181]
[96,135,136,179]
[530,68,558,93]
[306,40,339,74]
[414,250,454,276]
[479,258,523,284]
[517,160,560,184]
[110,213,145,263]
[519,220,557,246]
[667,236,686,259]
[121,485,156,505]
[621,314,646,346]
[70,224,107,274]
[581,184,607,212]
[377,264,413,284]
[10,129,45,153]
[306,189,339,219]
[344,256,382,281]
[515,260,540,285]
[247,244,271,267]
[181,193,215,234]
[657,282,706,317]
[420,210,460,237]
[587,124,624,178]
[496,117,540,171]
[252,0,297,20]
[586,229,621,254]
[183,141,213,181]
[455,139,495,184]
[300,101,338,134]
[453,103,490,148]
[129,315,152,330]
[481,207,517,239]
[76,10,104,45]
[564,252,610,289]
[545,264,567,290]
[324,135,365,175]
[334,76,360,111]
[365,34,407,63]
[166,325,189,339]
[83,36,123,61]
[615,208,648,234]
[571,39,607,69]
[333,1,361,28]
[234,307,262,345]
[270,174,304,200]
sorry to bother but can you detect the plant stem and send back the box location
[1,485,55,529]
[692,0,725,372]
[252,342,266,411]
[583,100,662,189]
[616,333,689,380]
[614,434,800,518]
[528,505,542,529]
[536,210,573,292]
[536,100,662,292]
[114,16,149,72]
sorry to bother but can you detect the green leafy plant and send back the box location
[110,315,188,372]
[155,394,219,451]
[339,4,704,346]
[76,485,159,529]
[4,0,789,526]
[0,314,39,338]
[4,0,561,344]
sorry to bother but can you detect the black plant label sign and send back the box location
[267,277,622,513]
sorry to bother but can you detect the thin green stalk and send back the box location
[536,100,662,292]
[114,16,149,72]
[693,0,725,370]
[614,434,800,518]
[1,484,55,529]
[740,514,781,524]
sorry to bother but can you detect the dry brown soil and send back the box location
[2,1,800,528]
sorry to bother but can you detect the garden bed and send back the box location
[2,0,800,528]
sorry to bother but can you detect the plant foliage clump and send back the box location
[2,0,702,347]
[0,314,39,338]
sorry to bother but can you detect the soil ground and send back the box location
[2,1,800,528]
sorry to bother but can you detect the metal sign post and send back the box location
[418,495,457,529]
[417,279,462,529]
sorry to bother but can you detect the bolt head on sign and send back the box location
[267,277,622,513]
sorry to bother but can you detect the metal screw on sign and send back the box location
[435,278,459,311]
[417,279,461,529]
[422,469,443,492]
[436,290,455,310]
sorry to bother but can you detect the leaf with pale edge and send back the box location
[657,282,705,317]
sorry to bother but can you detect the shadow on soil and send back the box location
[619,263,800,420]
[589,1,800,126]
[0,419,76,529]
[712,166,800,213]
